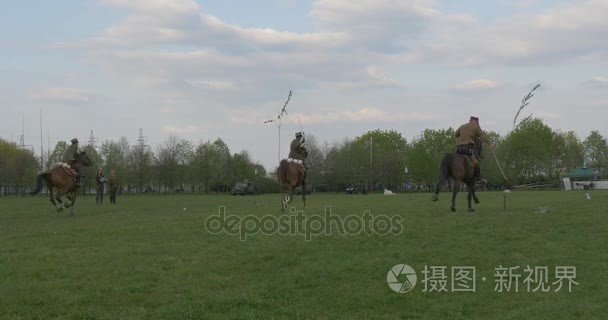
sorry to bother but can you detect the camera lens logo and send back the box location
[387,264,417,293]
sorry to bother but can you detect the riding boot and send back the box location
[474,166,481,180]
[75,174,82,188]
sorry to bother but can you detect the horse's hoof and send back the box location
[450,206,456,212]
[474,199,480,204]
[468,208,475,213]
[431,194,438,202]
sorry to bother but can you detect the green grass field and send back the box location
[0,191,606,319]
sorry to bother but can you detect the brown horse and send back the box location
[31,151,93,215]
[431,153,479,212]
[277,159,306,212]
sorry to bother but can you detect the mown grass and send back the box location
[0,190,606,319]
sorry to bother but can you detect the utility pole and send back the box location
[40,109,44,171]
[264,91,292,165]
[19,117,24,148]
[88,130,97,148]
[137,128,147,147]
[369,136,373,193]
[19,117,33,152]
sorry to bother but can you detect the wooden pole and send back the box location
[369,136,373,193]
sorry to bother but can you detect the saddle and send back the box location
[57,162,78,178]
[456,145,478,168]
[287,158,304,167]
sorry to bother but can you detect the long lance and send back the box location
[297,116,304,143]
[490,146,508,183]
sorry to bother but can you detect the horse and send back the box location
[431,153,480,212]
[31,151,93,215]
[277,159,306,212]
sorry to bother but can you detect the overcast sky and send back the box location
[1,0,607,170]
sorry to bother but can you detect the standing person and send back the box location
[95,169,106,204]
[108,170,118,204]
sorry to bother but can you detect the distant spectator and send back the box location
[108,170,118,204]
[95,169,106,204]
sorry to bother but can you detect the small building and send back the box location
[562,166,603,190]
[562,166,600,181]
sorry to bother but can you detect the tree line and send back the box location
[1,118,607,195]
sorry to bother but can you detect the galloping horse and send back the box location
[277,159,306,212]
[31,151,93,215]
[431,153,479,212]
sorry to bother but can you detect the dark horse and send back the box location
[431,153,480,212]
[31,151,93,215]
[277,159,306,212]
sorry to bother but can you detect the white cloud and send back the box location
[318,66,402,89]
[160,125,200,134]
[453,79,499,90]
[303,108,435,124]
[132,76,170,88]
[535,110,560,119]
[29,0,608,170]
[232,107,434,126]
[402,0,608,65]
[582,76,608,88]
[101,0,199,14]
[185,79,238,91]
[29,87,91,103]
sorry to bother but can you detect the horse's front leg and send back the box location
[286,184,296,208]
[451,181,460,212]
[467,183,475,212]
[282,194,290,212]
[70,192,77,216]
[282,185,293,212]
[301,181,306,209]
[48,187,59,210]
[63,193,74,208]
[55,193,65,212]
[472,186,480,204]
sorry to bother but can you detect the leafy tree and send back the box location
[80,144,103,194]
[583,131,608,174]
[501,119,555,182]
[352,130,408,190]
[128,144,154,192]
[99,137,130,181]
[46,141,68,169]
[155,136,192,192]
[0,138,39,195]
[191,140,217,193]
[406,142,435,186]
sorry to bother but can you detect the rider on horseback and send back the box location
[289,132,308,177]
[62,138,82,187]
[455,116,489,180]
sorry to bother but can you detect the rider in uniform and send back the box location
[455,116,490,180]
[288,131,308,180]
[62,138,82,186]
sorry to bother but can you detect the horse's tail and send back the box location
[31,172,50,195]
[439,153,453,182]
[432,153,452,199]
[277,160,288,184]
